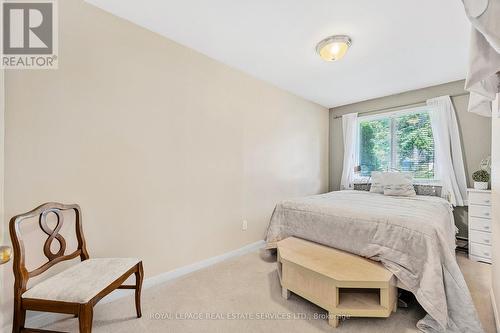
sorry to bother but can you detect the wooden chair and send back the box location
[9,202,144,333]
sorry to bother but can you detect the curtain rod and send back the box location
[332,92,469,119]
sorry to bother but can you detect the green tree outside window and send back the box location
[358,111,434,179]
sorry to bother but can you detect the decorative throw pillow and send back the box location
[383,184,417,197]
[369,171,385,194]
[382,172,416,197]
[369,171,416,196]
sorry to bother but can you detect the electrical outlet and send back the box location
[242,220,248,231]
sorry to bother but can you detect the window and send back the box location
[357,108,435,180]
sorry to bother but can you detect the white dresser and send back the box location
[467,189,492,263]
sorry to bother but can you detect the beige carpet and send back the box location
[40,251,495,333]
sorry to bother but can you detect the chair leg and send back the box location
[78,304,93,333]
[12,298,26,333]
[135,262,144,318]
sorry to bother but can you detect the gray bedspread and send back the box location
[265,190,483,333]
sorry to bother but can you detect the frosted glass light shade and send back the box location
[316,35,352,62]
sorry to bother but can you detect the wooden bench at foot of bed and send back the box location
[277,237,397,328]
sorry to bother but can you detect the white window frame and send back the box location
[355,106,439,185]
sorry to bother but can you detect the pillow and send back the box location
[369,171,385,194]
[383,184,416,197]
[369,171,416,196]
[382,172,416,197]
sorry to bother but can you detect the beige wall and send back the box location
[329,80,492,237]
[0,0,328,327]
[0,69,5,330]
[492,113,500,330]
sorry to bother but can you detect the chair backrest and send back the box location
[9,202,89,293]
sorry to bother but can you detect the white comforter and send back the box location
[265,190,483,333]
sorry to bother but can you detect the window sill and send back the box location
[352,180,442,186]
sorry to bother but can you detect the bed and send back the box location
[265,190,483,333]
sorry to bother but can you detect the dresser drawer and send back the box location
[469,254,492,264]
[469,205,491,219]
[468,192,491,206]
[470,242,492,259]
[469,217,491,232]
[469,229,492,246]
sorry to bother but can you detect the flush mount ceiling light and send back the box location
[316,35,352,62]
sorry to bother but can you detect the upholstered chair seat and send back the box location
[22,258,140,303]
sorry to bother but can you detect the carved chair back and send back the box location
[9,202,89,295]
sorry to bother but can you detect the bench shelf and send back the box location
[277,237,397,328]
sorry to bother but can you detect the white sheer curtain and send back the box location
[460,0,500,117]
[340,113,358,190]
[427,96,468,206]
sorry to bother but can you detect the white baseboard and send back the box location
[15,240,265,330]
[491,288,500,333]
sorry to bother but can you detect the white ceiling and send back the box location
[86,0,470,108]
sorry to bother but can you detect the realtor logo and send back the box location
[1,0,58,69]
